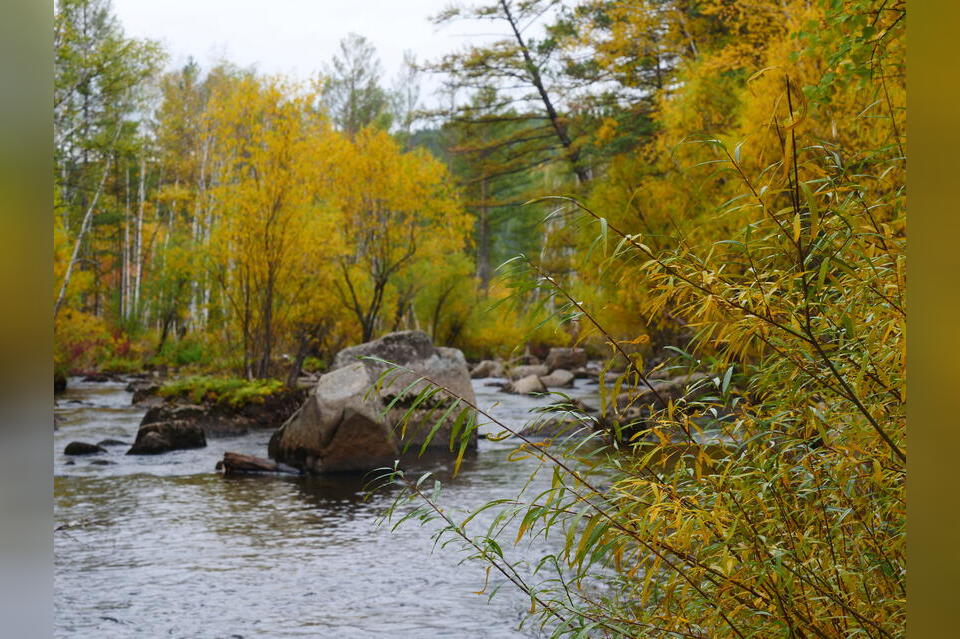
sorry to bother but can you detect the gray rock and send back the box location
[545,348,587,373]
[332,330,436,371]
[539,369,575,388]
[470,360,504,379]
[127,421,207,455]
[270,331,477,474]
[269,363,399,473]
[508,364,548,380]
[127,380,161,405]
[506,374,546,395]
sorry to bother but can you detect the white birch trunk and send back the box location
[133,152,146,324]
[54,148,115,320]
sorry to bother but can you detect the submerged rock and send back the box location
[127,421,207,455]
[82,373,114,383]
[270,331,477,474]
[96,438,128,447]
[64,441,106,455]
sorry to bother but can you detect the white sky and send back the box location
[111,0,497,104]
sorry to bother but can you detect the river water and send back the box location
[54,376,602,638]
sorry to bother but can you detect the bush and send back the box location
[301,356,326,374]
[99,357,142,375]
[54,309,115,373]
[379,2,905,637]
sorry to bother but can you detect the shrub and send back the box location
[301,356,326,374]
[377,2,905,637]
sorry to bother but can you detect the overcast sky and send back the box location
[111,0,499,104]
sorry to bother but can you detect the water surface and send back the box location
[54,376,601,638]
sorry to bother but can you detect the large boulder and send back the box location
[127,421,207,455]
[269,363,399,473]
[270,331,477,474]
[545,348,588,373]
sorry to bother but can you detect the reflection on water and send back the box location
[54,376,601,638]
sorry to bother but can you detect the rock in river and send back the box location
[138,388,303,436]
[97,438,128,447]
[270,331,477,474]
[505,374,546,395]
[507,364,548,380]
[127,421,207,455]
[539,369,575,389]
[544,347,587,373]
[64,441,106,455]
[470,359,504,379]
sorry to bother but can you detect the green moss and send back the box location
[301,356,326,374]
[159,375,286,407]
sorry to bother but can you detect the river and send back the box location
[54,376,602,638]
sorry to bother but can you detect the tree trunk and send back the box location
[133,152,145,324]
[122,163,130,322]
[55,146,115,320]
[286,330,314,388]
[500,0,589,185]
[216,452,299,476]
[476,177,491,291]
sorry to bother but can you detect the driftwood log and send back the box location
[215,452,300,476]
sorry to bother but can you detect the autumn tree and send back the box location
[206,75,343,378]
[330,127,471,342]
[54,0,163,322]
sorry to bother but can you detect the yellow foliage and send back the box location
[327,125,471,340]
[205,74,345,375]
